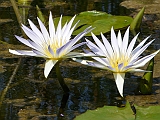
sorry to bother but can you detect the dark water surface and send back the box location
[0,0,153,120]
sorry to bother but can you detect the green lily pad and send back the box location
[53,11,133,36]
[74,101,135,120]
[135,105,160,120]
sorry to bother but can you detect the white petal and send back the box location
[62,16,77,43]
[9,49,37,56]
[22,24,42,45]
[72,58,92,65]
[122,27,129,53]
[86,39,104,56]
[72,26,93,46]
[65,52,94,58]
[132,35,151,55]
[28,19,44,42]
[72,58,106,69]
[15,35,36,49]
[117,30,122,49]
[32,49,47,57]
[127,33,139,56]
[113,73,125,97]
[132,50,159,68]
[91,32,107,55]
[49,12,55,43]
[65,20,79,43]
[9,49,24,55]
[111,27,119,57]
[131,40,154,61]
[37,17,50,44]
[28,40,44,52]
[56,15,62,41]
[92,57,110,67]
[127,68,151,72]
[48,45,54,56]
[101,33,113,57]
[68,42,86,53]
[57,26,93,55]
[44,60,58,78]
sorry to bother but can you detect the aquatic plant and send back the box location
[9,12,92,78]
[73,27,159,97]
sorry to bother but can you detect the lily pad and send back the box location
[53,11,133,36]
[135,105,160,120]
[75,101,135,120]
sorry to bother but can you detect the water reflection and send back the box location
[0,57,129,119]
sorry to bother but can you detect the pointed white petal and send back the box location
[49,12,55,41]
[56,15,62,40]
[101,33,113,57]
[9,49,37,56]
[122,27,129,53]
[127,33,139,56]
[37,17,50,44]
[132,50,159,68]
[113,73,125,97]
[22,24,42,45]
[131,40,154,61]
[15,35,36,49]
[65,52,95,58]
[9,49,25,55]
[127,68,151,72]
[132,35,151,55]
[62,16,77,43]
[72,58,91,65]
[28,19,44,42]
[48,45,54,56]
[68,42,86,53]
[32,49,47,57]
[72,58,106,69]
[86,39,104,56]
[65,20,79,43]
[28,40,44,52]
[111,27,119,57]
[91,32,107,55]
[44,60,58,78]
[92,57,110,67]
[57,26,93,55]
[117,30,122,49]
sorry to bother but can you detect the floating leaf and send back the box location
[75,101,135,120]
[135,105,160,120]
[53,11,133,36]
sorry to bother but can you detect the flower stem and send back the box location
[55,62,70,93]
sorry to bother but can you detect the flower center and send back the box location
[43,38,66,59]
[110,54,130,72]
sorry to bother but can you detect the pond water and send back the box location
[0,0,160,120]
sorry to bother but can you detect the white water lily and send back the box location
[73,27,159,97]
[9,12,93,78]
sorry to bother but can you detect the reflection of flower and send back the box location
[9,12,92,78]
[73,27,159,97]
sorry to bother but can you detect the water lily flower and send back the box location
[9,12,93,78]
[73,27,159,97]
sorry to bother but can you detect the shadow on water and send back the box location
[0,0,158,120]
